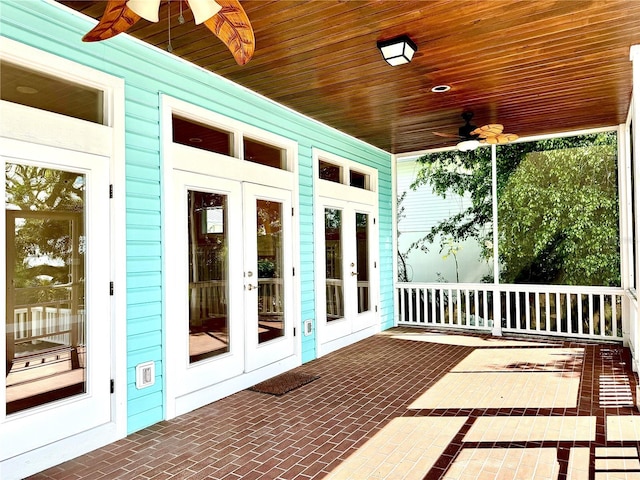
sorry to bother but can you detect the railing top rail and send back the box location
[396,282,625,295]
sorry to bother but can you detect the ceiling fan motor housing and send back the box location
[459,112,479,140]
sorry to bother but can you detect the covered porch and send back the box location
[28,327,640,479]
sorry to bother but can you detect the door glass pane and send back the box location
[256,199,285,343]
[356,212,370,313]
[324,208,344,321]
[6,164,86,414]
[188,191,229,363]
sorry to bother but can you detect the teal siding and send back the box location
[2,0,394,434]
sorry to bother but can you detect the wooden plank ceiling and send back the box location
[58,0,640,154]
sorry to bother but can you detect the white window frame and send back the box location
[0,37,126,479]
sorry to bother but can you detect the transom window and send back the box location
[173,115,232,156]
[244,137,286,169]
[319,160,342,183]
[0,60,104,124]
[317,156,375,192]
[171,114,290,171]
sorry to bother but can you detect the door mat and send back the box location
[249,372,319,396]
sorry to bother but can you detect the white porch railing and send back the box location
[12,303,85,348]
[396,282,625,342]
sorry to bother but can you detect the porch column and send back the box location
[628,45,640,370]
[491,145,503,336]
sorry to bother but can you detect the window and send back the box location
[244,137,286,169]
[350,170,368,189]
[172,115,232,156]
[0,60,104,124]
[319,160,342,183]
[171,113,291,171]
[317,156,376,193]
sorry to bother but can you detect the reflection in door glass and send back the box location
[6,164,86,414]
[188,191,229,363]
[324,208,344,321]
[256,200,285,343]
[356,213,370,313]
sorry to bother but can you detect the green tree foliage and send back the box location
[6,164,84,298]
[411,132,620,286]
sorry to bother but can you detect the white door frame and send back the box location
[0,38,126,480]
[313,149,380,357]
[243,183,295,372]
[162,96,301,419]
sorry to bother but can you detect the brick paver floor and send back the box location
[26,327,640,479]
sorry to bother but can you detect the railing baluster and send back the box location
[473,290,479,327]
[612,293,618,339]
[483,290,488,328]
[600,293,605,337]
[465,289,470,326]
[430,287,436,324]
[555,292,561,334]
[545,292,551,332]
[535,291,541,331]
[456,289,462,326]
[525,290,531,331]
[568,293,573,334]
[577,294,583,335]
[408,287,415,324]
[587,293,595,335]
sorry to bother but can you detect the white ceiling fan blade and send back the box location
[189,0,222,24]
[126,0,161,22]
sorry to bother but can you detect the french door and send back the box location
[242,183,294,372]
[1,139,112,460]
[167,171,294,414]
[316,197,379,351]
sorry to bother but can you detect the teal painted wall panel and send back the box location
[126,302,162,321]
[3,0,395,436]
[126,179,162,197]
[127,315,162,336]
[127,287,162,305]
[128,346,163,366]
[128,391,163,417]
[126,257,162,275]
[126,273,162,289]
[126,226,162,242]
[128,406,163,433]
[128,330,163,352]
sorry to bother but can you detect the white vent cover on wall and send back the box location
[136,361,155,389]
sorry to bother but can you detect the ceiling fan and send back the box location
[433,112,519,151]
[82,0,254,65]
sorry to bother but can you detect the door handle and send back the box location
[351,271,358,276]
[246,284,258,290]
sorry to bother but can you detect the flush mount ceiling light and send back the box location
[376,35,417,66]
